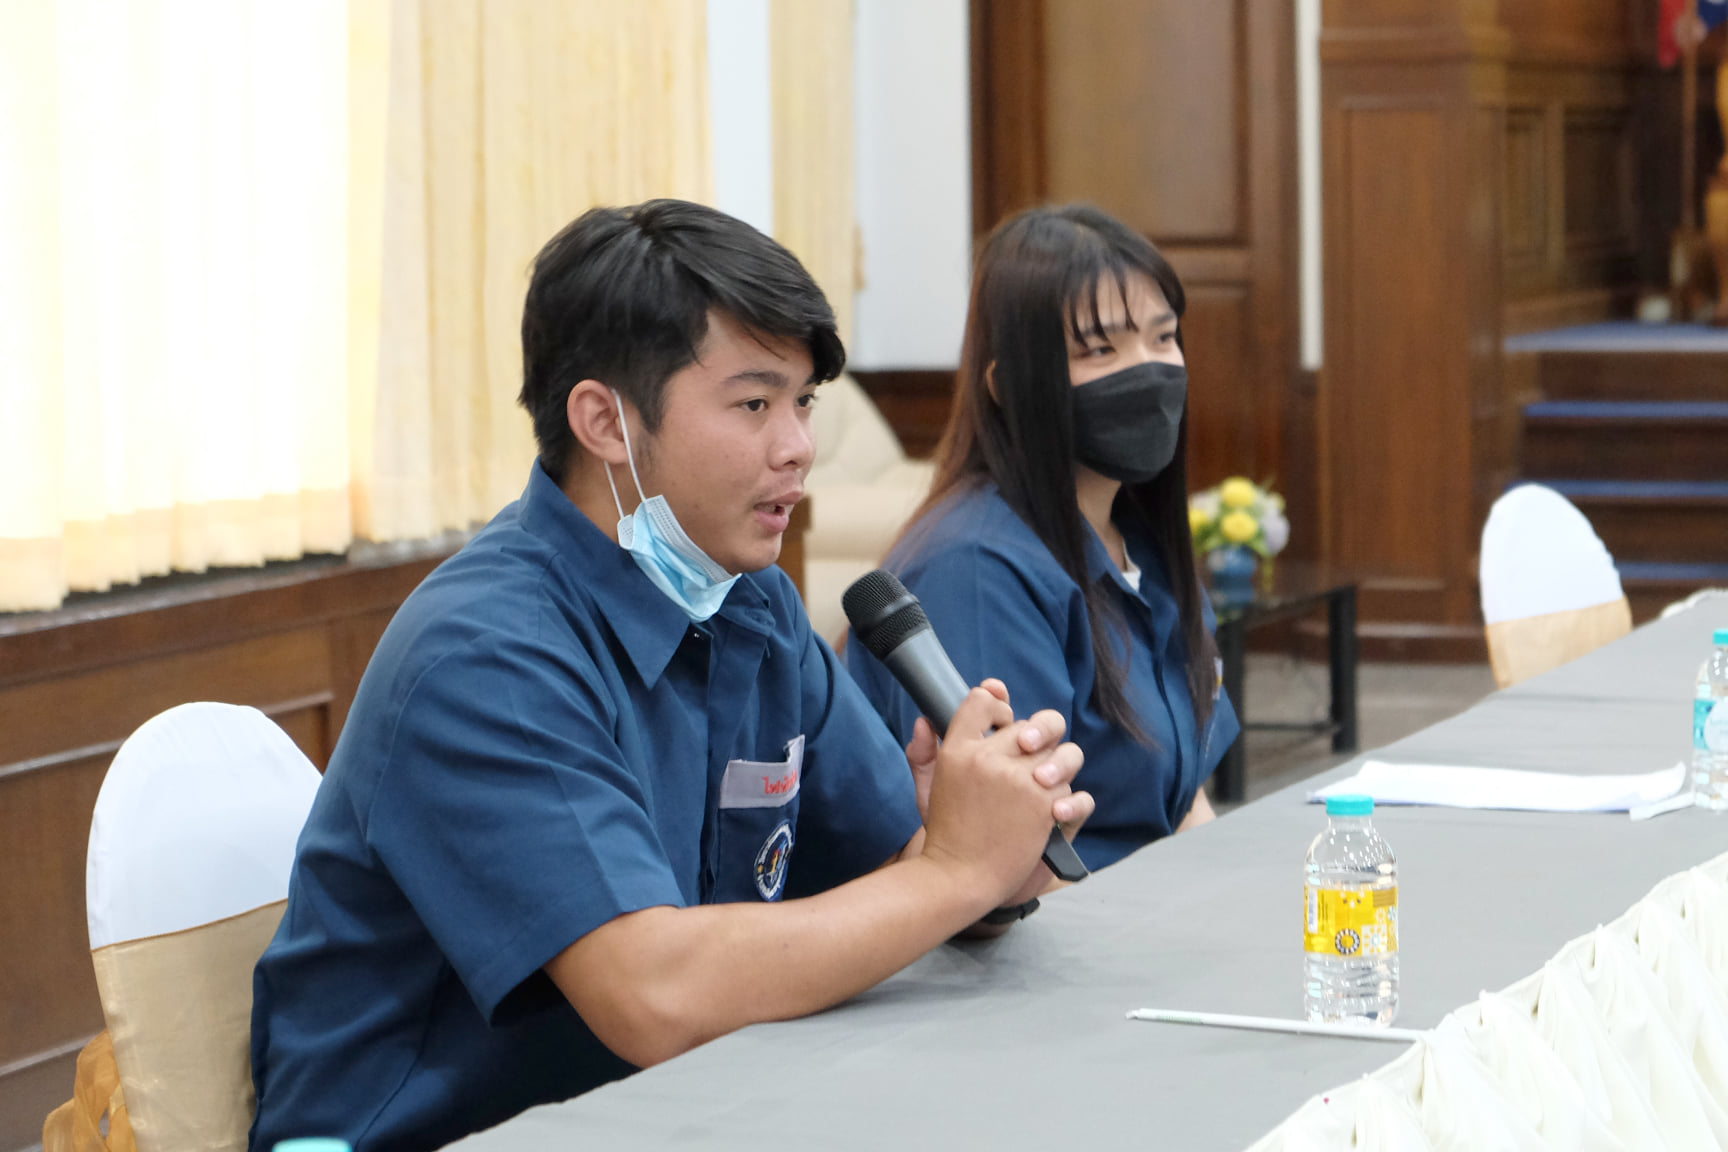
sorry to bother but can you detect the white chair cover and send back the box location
[88,702,321,949]
[83,702,322,1152]
[1480,484,1623,626]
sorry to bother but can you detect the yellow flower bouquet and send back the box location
[1189,477,1288,603]
[1189,477,1288,559]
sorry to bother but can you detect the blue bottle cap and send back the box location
[1715,628,1728,646]
[273,1141,351,1152]
[1325,794,1374,817]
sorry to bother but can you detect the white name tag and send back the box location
[719,734,805,809]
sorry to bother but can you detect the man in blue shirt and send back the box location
[249,200,1090,1151]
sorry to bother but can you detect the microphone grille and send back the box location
[842,569,929,660]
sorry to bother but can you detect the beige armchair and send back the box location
[803,375,937,645]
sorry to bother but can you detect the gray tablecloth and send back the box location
[451,603,1728,1152]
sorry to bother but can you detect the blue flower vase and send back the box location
[1207,545,1259,610]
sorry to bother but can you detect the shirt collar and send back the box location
[517,460,776,688]
[1087,512,1180,647]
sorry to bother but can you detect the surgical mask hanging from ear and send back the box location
[605,390,740,621]
[1070,361,1188,485]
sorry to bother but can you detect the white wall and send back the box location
[704,0,973,367]
[1297,0,1323,370]
[851,0,972,369]
[707,0,773,237]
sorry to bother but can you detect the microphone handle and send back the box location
[880,635,1089,884]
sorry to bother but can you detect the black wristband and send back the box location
[978,897,1041,926]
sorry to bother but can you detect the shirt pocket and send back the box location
[713,734,804,903]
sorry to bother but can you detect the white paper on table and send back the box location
[1308,760,1687,813]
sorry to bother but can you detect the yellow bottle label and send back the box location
[1304,885,1397,956]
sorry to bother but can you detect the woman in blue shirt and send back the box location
[845,203,1239,871]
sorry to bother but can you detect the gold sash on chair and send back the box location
[1485,596,1633,690]
[42,1030,136,1152]
[86,900,287,1152]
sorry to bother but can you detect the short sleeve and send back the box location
[366,628,685,1023]
[784,628,922,898]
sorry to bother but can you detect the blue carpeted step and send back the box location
[1524,401,1728,420]
[1537,479,1728,501]
[1618,562,1728,583]
[1505,322,1728,354]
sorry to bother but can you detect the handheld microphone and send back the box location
[843,569,1088,884]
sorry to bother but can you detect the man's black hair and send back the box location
[519,199,846,482]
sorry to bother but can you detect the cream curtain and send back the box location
[353,0,712,539]
[770,0,856,348]
[0,0,351,611]
[0,0,712,611]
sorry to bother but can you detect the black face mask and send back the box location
[1070,360,1188,485]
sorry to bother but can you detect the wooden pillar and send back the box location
[1319,0,1508,659]
[1711,59,1728,324]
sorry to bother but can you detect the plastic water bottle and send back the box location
[1703,629,1728,810]
[1304,794,1398,1025]
[1695,657,1719,807]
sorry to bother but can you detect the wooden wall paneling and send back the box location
[850,370,957,460]
[1501,43,1643,332]
[0,1052,92,1152]
[1500,0,1635,65]
[1042,0,1246,244]
[1325,98,1460,587]
[0,754,108,1152]
[1321,0,1508,658]
[776,502,813,593]
[1562,107,1637,272]
[0,630,333,770]
[1181,285,1256,490]
[970,0,1046,236]
[1503,106,1547,293]
[1470,97,1514,589]
[1247,0,1303,543]
[327,608,401,749]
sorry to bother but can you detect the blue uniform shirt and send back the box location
[250,462,920,1151]
[844,483,1239,870]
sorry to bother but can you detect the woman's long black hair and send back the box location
[913,203,1217,741]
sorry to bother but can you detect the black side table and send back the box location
[1211,566,1358,803]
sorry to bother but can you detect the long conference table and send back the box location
[452,602,1728,1151]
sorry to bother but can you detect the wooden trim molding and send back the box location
[850,369,958,460]
[970,0,1047,237]
[0,544,457,1152]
